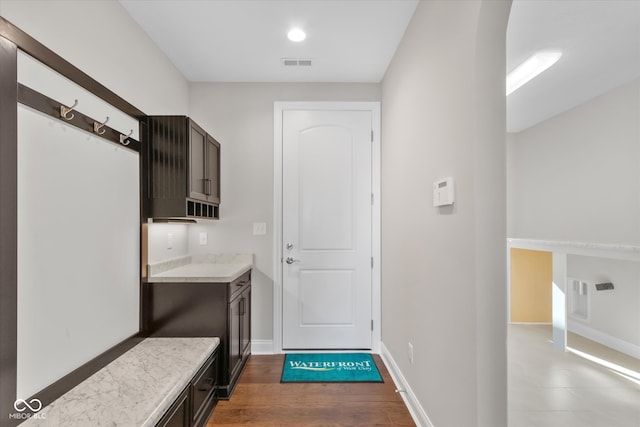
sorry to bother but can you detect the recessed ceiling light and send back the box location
[287,28,306,42]
[506,51,562,96]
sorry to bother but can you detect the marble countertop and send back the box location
[147,253,253,283]
[22,337,220,427]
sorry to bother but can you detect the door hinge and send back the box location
[371,257,374,268]
[371,319,374,331]
[370,130,374,142]
[371,193,374,205]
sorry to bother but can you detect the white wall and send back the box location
[381,1,510,426]
[0,0,189,115]
[187,83,381,343]
[508,78,640,245]
[508,78,640,356]
[567,256,640,355]
[17,105,140,398]
[148,224,189,264]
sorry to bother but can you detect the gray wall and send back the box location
[380,1,510,426]
[508,78,640,245]
[186,83,381,342]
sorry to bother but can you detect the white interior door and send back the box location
[282,109,373,349]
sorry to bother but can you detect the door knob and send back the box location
[285,257,300,264]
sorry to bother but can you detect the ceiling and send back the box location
[119,0,419,83]
[507,0,640,132]
[120,0,640,133]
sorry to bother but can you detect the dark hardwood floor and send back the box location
[207,354,416,426]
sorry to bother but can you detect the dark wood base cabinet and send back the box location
[157,351,218,427]
[146,271,251,400]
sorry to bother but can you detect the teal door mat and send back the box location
[281,353,383,383]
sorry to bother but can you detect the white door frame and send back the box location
[273,101,381,354]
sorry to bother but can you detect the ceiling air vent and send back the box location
[282,58,313,67]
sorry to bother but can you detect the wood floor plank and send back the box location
[207,354,415,426]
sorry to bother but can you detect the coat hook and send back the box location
[119,129,133,146]
[60,99,78,121]
[93,116,109,135]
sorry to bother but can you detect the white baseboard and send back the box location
[251,340,275,355]
[568,320,640,359]
[380,342,433,427]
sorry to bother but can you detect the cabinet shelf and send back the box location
[187,199,219,219]
[145,116,220,220]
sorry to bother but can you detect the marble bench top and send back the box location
[147,253,253,283]
[21,337,220,427]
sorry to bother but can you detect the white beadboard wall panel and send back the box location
[17,106,140,399]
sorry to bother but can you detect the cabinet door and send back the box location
[192,353,218,427]
[189,120,207,201]
[228,295,241,379]
[206,135,220,204]
[240,288,251,357]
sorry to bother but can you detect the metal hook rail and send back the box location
[20,84,140,152]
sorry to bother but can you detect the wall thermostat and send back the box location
[433,177,455,207]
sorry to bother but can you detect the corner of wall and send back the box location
[380,342,433,427]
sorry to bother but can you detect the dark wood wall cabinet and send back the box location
[157,350,218,427]
[145,116,220,220]
[147,271,251,399]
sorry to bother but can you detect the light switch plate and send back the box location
[199,232,208,245]
[253,222,267,236]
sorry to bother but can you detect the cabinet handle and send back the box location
[198,377,215,391]
[204,178,211,195]
[240,298,245,316]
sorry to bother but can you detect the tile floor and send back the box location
[508,324,640,427]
